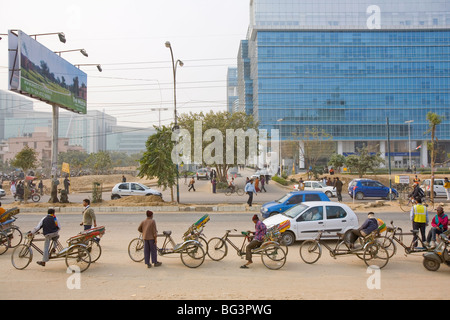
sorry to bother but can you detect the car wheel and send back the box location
[111,194,121,200]
[387,193,396,200]
[281,231,296,246]
[355,192,364,200]
[325,191,333,197]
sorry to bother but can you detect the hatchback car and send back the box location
[260,191,330,219]
[263,201,359,245]
[294,181,337,197]
[0,188,5,198]
[196,168,210,180]
[348,179,398,200]
[111,182,162,200]
[421,179,447,197]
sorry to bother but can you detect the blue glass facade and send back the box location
[255,30,450,142]
[232,0,450,167]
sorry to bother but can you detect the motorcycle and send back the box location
[423,232,450,272]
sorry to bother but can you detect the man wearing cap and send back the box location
[241,214,266,269]
[30,208,61,267]
[138,210,161,268]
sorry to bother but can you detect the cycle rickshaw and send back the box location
[0,208,22,255]
[206,220,289,270]
[299,228,390,269]
[128,215,208,268]
[11,226,105,273]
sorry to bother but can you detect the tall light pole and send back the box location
[405,120,414,169]
[165,41,184,203]
[277,118,284,176]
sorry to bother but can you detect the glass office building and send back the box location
[233,0,450,168]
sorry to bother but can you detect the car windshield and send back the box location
[277,193,293,203]
[283,204,309,218]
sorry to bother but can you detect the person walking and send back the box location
[31,208,61,267]
[260,175,267,192]
[81,199,97,230]
[426,206,448,248]
[245,179,257,207]
[211,177,217,193]
[444,177,450,200]
[188,177,196,192]
[138,210,161,268]
[410,197,428,247]
[334,177,344,202]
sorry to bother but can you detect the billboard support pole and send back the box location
[50,104,60,203]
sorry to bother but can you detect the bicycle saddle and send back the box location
[163,231,172,236]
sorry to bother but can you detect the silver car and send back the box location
[111,182,162,200]
[0,188,5,198]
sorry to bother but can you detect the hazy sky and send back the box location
[0,0,250,127]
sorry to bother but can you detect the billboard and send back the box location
[8,30,87,114]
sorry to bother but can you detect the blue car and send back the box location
[348,179,398,200]
[261,191,330,219]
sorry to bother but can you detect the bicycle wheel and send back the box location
[425,198,435,211]
[198,236,208,254]
[8,227,23,248]
[0,233,8,255]
[31,194,40,202]
[375,236,397,258]
[207,237,228,261]
[65,245,91,273]
[398,198,411,212]
[11,244,33,270]
[128,238,145,262]
[299,240,322,264]
[363,242,389,269]
[86,239,102,263]
[236,188,245,196]
[261,244,286,270]
[225,188,232,196]
[180,243,205,268]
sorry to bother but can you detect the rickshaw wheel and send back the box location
[65,245,91,273]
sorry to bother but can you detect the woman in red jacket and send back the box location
[426,206,448,248]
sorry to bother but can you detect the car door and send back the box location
[311,182,323,191]
[131,183,146,196]
[283,194,303,211]
[294,205,325,240]
[372,181,388,197]
[434,180,445,196]
[116,183,131,196]
[323,205,349,235]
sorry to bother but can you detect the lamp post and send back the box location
[165,41,184,204]
[151,108,169,127]
[75,64,102,72]
[55,49,88,57]
[405,120,414,169]
[30,32,66,43]
[277,118,284,176]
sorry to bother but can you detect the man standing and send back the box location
[410,198,428,247]
[244,179,257,207]
[241,214,267,269]
[444,177,450,200]
[81,199,97,230]
[333,177,344,202]
[138,210,161,268]
[31,208,61,267]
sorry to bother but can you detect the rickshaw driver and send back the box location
[30,208,61,267]
[240,214,267,269]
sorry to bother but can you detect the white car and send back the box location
[0,188,5,198]
[294,181,337,198]
[421,179,447,198]
[111,182,162,200]
[196,168,210,180]
[263,201,359,246]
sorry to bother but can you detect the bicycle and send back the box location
[66,226,106,263]
[399,196,434,212]
[182,214,210,253]
[299,230,390,269]
[11,232,92,272]
[207,229,286,270]
[225,186,245,196]
[128,231,205,268]
[0,217,23,255]
[382,220,434,256]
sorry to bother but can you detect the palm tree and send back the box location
[426,112,444,202]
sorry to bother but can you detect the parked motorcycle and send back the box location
[423,232,450,272]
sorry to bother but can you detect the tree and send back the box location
[328,153,346,173]
[177,111,259,183]
[426,112,444,202]
[10,146,39,203]
[138,126,177,202]
[85,151,112,174]
[345,147,385,178]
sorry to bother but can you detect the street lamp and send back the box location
[405,120,414,169]
[30,32,66,43]
[151,108,169,127]
[165,41,184,204]
[55,49,88,57]
[75,64,102,72]
[277,118,284,176]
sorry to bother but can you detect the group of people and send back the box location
[26,199,97,267]
[410,200,448,248]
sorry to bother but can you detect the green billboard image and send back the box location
[9,30,87,114]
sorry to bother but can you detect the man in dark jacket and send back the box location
[349,212,378,247]
[31,208,61,267]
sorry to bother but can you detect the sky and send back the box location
[0,0,250,128]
